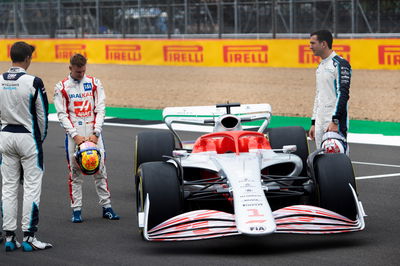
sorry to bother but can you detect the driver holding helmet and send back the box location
[54,54,119,223]
[308,30,351,154]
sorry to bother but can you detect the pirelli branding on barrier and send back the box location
[0,39,399,70]
[105,44,142,62]
[223,45,268,64]
[163,45,204,63]
[55,44,87,60]
[378,45,400,65]
[298,45,351,64]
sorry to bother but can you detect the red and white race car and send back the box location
[134,103,366,241]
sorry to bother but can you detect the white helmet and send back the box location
[321,132,348,154]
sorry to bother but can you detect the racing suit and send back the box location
[311,51,351,149]
[53,74,111,210]
[0,67,48,233]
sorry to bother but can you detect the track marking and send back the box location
[352,161,400,168]
[356,173,400,180]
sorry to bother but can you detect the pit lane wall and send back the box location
[1,38,399,70]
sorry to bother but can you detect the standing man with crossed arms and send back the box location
[308,30,351,152]
[0,41,52,252]
[54,54,119,223]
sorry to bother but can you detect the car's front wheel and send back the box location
[313,153,357,220]
[136,162,183,232]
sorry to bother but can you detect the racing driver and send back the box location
[308,30,351,149]
[54,53,119,223]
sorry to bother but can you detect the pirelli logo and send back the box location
[7,44,37,59]
[105,44,141,61]
[163,45,204,63]
[378,45,400,65]
[55,44,87,59]
[223,45,268,64]
[298,45,351,64]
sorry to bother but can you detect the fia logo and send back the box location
[250,226,266,232]
[83,83,92,91]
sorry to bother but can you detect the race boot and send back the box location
[72,209,83,223]
[102,207,120,220]
[5,231,21,252]
[22,233,52,252]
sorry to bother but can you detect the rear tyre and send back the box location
[134,131,176,175]
[313,153,357,220]
[137,162,183,231]
[266,126,309,177]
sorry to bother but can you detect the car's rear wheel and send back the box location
[313,153,357,220]
[134,131,176,175]
[266,126,309,177]
[137,162,183,231]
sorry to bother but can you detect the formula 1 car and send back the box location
[134,103,366,241]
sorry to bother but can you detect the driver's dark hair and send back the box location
[10,41,35,63]
[70,53,87,67]
[310,30,333,49]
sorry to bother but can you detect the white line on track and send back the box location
[356,173,400,180]
[352,161,400,168]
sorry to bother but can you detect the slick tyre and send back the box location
[134,131,176,175]
[266,126,309,177]
[137,162,183,231]
[313,153,357,220]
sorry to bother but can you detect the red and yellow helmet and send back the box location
[75,141,101,175]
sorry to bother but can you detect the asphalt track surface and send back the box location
[1,122,400,265]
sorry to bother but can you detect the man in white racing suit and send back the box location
[54,53,119,223]
[0,41,52,251]
[308,30,351,149]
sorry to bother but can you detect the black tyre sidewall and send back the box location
[266,126,309,177]
[137,162,183,229]
[135,131,175,175]
[314,153,357,220]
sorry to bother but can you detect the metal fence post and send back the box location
[272,0,276,39]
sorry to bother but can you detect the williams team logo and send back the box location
[163,45,204,63]
[298,45,351,64]
[74,100,92,117]
[55,44,87,59]
[105,44,142,61]
[378,45,400,65]
[223,45,268,64]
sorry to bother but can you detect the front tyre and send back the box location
[136,162,183,231]
[313,153,357,220]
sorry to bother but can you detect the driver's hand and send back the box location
[88,134,99,144]
[326,122,339,133]
[73,135,86,145]
[308,125,315,140]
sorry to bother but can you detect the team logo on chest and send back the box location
[74,100,92,117]
[83,83,92,91]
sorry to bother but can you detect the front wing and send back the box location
[141,186,366,241]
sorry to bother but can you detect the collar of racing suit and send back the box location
[8,67,26,73]
[69,74,84,83]
[320,51,337,64]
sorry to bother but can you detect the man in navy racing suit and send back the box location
[0,41,52,252]
[308,30,351,150]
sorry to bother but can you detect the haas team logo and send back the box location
[55,44,87,59]
[163,45,204,63]
[74,100,92,117]
[223,45,268,64]
[378,45,400,65]
[299,45,351,64]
